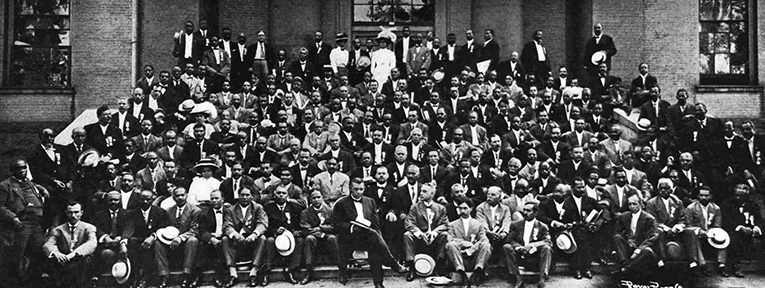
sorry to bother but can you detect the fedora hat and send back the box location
[177,99,195,113]
[193,158,220,174]
[156,226,180,245]
[591,51,607,65]
[413,254,436,277]
[707,228,730,249]
[275,230,295,256]
[637,118,652,131]
[77,148,100,168]
[111,257,132,284]
[555,231,577,254]
[666,241,684,260]
[335,32,349,42]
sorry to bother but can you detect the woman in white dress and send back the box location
[371,26,397,86]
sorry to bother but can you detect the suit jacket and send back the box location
[638,100,671,129]
[27,144,68,188]
[92,208,131,242]
[721,199,763,231]
[132,134,163,156]
[201,48,232,77]
[473,105,498,127]
[428,120,455,148]
[478,40,500,71]
[584,34,617,72]
[362,142,394,166]
[198,206,227,243]
[124,206,168,239]
[166,204,202,241]
[406,46,431,75]
[677,169,706,196]
[156,145,183,163]
[84,123,125,158]
[557,160,591,185]
[630,74,659,95]
[540,140,571,162]
[43,221,97,257]
[498,60,525,82]
[331,195,381,233]
[613,210,659,250]
[263,201,304,236]
[666,103,695,133]
[600,139,632,166]
[364,183,396,216]
[606,169,647,190]
[288,60,315,83]
[475,202,513,234]
[500,129,536,153]
[398,121,429,144]
[172,32,203,62]
[561,130,594,148]
[110,112,141,138]
[603,184,641,214]
[219,176,256,204]
[528,123,553,143]
[645,195,686,227]
[120,154,148,175]
[392,183,423,216]
[480,149,512,170]
[308,42,332,72]
[317,149,356,173]
[419,164,449,189]
[300,203,334,236]
[446,218,489,254]
[312,171,350,201]
[404,201,449,234]
[247,42,276,71]
[442,173,485,203]
[584,149,613,177]
[135,166,166,192]
[560,195,600,225]
[230,42,250,70]
[684,201,721,231]
[585,114,609,134]
[179,139,220,169]
[520,41,549,77]
[680,117,724,152]
[223,202,268,237]
[459,124,488,150]
[137,76,160,96]
[505,219,552,249]
[290,164,321,188]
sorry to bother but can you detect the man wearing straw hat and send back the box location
[683,186,728,277]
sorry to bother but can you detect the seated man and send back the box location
[721,183,763,278]
[261,186,306,285]
[683,186,727,277]
[403,183,449,281]
[331,178,408,288]
[299,190,339,285]
[91,191,130,282]
[644,178,686,268]
[503,200,552,288]
[123,190,169,288]
[445,196,492,287]
[43,201,97,288]
[222,188,268,287]
[611,191,659,276]
[154,187,202,288]
[475,186,513,261]
[312,158,350,207]
[198,190,229,287]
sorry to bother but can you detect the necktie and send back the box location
[70,225,76,244]
[110,211,119,237]
[410,186,416,202]
[234,180,239,196]
[176,207,183,226]
[76,144,82,154]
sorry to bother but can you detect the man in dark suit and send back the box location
[179,124,220,172]
[564,178,603,279]
[557,146,591,185]
[540,127,571,164]
[502,199,553,288]
[197,191,230,287]
[290,149,321,188]
[119,139,147,175]
[363,130,395,166]
[629,63,659,109]
[331,178,407,287]
[680,103,724,154]
[521,30,550,82]
[589,63,617,99]
[27,128,69,227]
[219,162,255,204]
[583,23,618,80]
[247,31,275,80]
[159,69,188,118]
[498,51,525,84]
[395,27,416,78]
[428,107,455,148]
[439,33,462,79]
[111,97,141,138]
[459,30,480,73]
[478,29,500,72]
[740,121,765,175]
[611,192,659,276]
[638,86,671,132]
[645,179,687,268]
[443,158,485,204]
[219,187,267,286]
[261,186,305,285]
[308,31,332,75]
[721,184,763,277]
[172,21,203,68]
[154,187,202,288]
[42,201,97,288]
[231,33,251,88]
[84,105,125,160]
[122,190,169,287]
[530,162,561,196]
[666,89,695,135]
[298,191,339,284]
[91,192,131,279]
[289,48,315,86]
[348,38,370,86]
[136,65,159,97]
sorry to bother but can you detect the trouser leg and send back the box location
[154,242,171,276]
[502,244,521,277]
[303,235,317,266]
[445,242,464,271]
[182,237,199,274]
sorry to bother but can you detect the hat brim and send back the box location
[193,163,221,174]
[707,228,730,249]
[277,231,295,256]
[556,232,578,254]
[113,258,131,284]
[157,227,180,245]
[414,254,435,276]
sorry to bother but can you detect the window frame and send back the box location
[4,0,72,88]
[352,0,435,27]
[698,0,756,85]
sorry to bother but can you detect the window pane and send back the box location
[713,33,729,53]
[10,47,70,87]
[393,5,412,22]
[700,0,746,20]
[699,53,711,74]
[731,64,745,74]
[699,33,713,54]
[354,0,376,4]
[715,54,730,74]
[354,5,375,22]
[411,5,435,25]
[700,22,729,33]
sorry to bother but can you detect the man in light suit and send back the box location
[611,192,659,276]
[221,188,268,287]
[405,33,431,76]
[397,110,429,145]
[460,111,489,151]
[403,183,449,281]
[43,201,97,288]
[311,158,350,206]
[562,119,595,148]
[445,196,492,287]
[156,130,183,164]
[502,200,552,288]
[608,152,647,189]
[604,170,641,218]
[154,187,202,288]
[135,152,166,192]
[644,178,686,268]
[584,137,612,178]
[476,187,515,254]
[600,127,632,166]
[683,186,727,277]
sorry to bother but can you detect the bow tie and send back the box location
[215,209,222,214]
[300,166,308,171]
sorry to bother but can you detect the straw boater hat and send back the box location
[111,256,131,284]
[413,254,436,277]
[555,230,578,254]
[706,228,730,249]
[591,51,607,65]
[637,118,652,131]
[666,241,684,260]
[156,226,180,245]
[177,99,195,113]
[193,158,220,174]
[77,149,100,167]
[335,32,349,42]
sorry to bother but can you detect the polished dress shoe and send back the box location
[469,269,486,286]
[299,272,314,285]
[259,274,269,286]
[223,276,238,288]
[373,283,385,288]
[339,269,349,285]
[284,271,298,284]
[583,270,593,279]
[248,276,258,287]
[733,269,745,278]
[719,267,730,277]
[157,276,169,288]
[574,270,582,279]
[406,269,416,282]
[393,264,409,274]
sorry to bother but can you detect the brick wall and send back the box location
[270,0,322,59]
[436,0,471,44]
[592,0,644,84]
[523,0,567,74]
[696,89,761,118]
[219,0,268,47]
[472,0,523,62]
[71,0,134,114]
[141,0,200,77]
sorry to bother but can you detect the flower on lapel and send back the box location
[285,212,292,224]
[106,136,114,147]
[532,228,538,240]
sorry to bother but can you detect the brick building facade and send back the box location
[1,0,764,125]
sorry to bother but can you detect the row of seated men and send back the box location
[11,149,762,288]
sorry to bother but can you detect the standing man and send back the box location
[330,33,350,78]
[308,31,332,75]
[231,33,251,89]
[521,30,550,82]
[395,26,414,78]
[478,29,500,73]
[406,33,431,76]
[583,23,617,81]
[172,21,202,68]
[248,31,275,81]
[331,178,408,288]
[460,30,480,73]
[42,201,97,288]
[0,159,49,288]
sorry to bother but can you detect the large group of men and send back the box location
[1,19,764,288]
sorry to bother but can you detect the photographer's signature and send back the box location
[620,280,683,288]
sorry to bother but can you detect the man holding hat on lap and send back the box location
[683,186,728,277]
[154,187,202,288]
[261,184,305,285]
